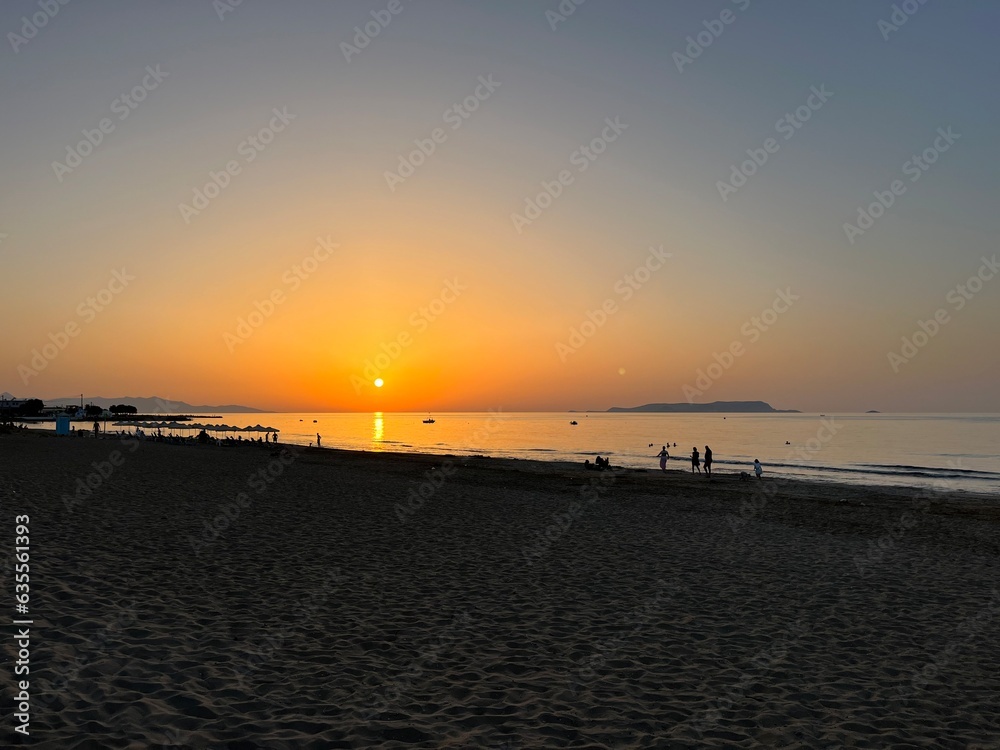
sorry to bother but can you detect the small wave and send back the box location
[858,462,1000,477]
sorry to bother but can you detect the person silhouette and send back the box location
[754,459,763,479]
[691,447,701,474]
[656,445,669,473]
[704,446,713,477]
[316,433,322,448]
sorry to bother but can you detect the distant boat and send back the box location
[570,420,578,425]
[423,415,436,424]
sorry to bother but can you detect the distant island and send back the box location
[45,396,269,414]
[604,401,799,413]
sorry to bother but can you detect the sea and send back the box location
[50,411,1000,496]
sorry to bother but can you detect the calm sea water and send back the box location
[65,411,1000,495]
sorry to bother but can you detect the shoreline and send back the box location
[13,426,1000,508]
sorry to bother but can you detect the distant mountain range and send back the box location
[605,401,799,413]
[44,396,268,414]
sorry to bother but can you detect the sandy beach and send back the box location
[2,429,999,749]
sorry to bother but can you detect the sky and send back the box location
[1,0,998,413]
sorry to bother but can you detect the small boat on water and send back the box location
[423,415,436,424]
[570,420,578,425]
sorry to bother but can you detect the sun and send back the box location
[374,378,384,388]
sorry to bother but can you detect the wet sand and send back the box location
[1,430,999,748]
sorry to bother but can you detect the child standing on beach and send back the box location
[656,445,669,472]
[754,459,763,479]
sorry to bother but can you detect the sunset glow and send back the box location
[2,2,998,413]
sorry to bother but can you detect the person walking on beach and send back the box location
[93,421,100,438]
[316,433,322,448]
[754,458,763,479]
[691,447,701,474]
[656,445,669,473]
[704,445,713,477]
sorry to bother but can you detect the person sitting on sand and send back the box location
[656,445,669,473]
[754,459,763,479]
[704,445,713,477]
[691,447,701,474]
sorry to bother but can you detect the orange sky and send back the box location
[3,3,998,412]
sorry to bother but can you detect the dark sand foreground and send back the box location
[2,431,999,749]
